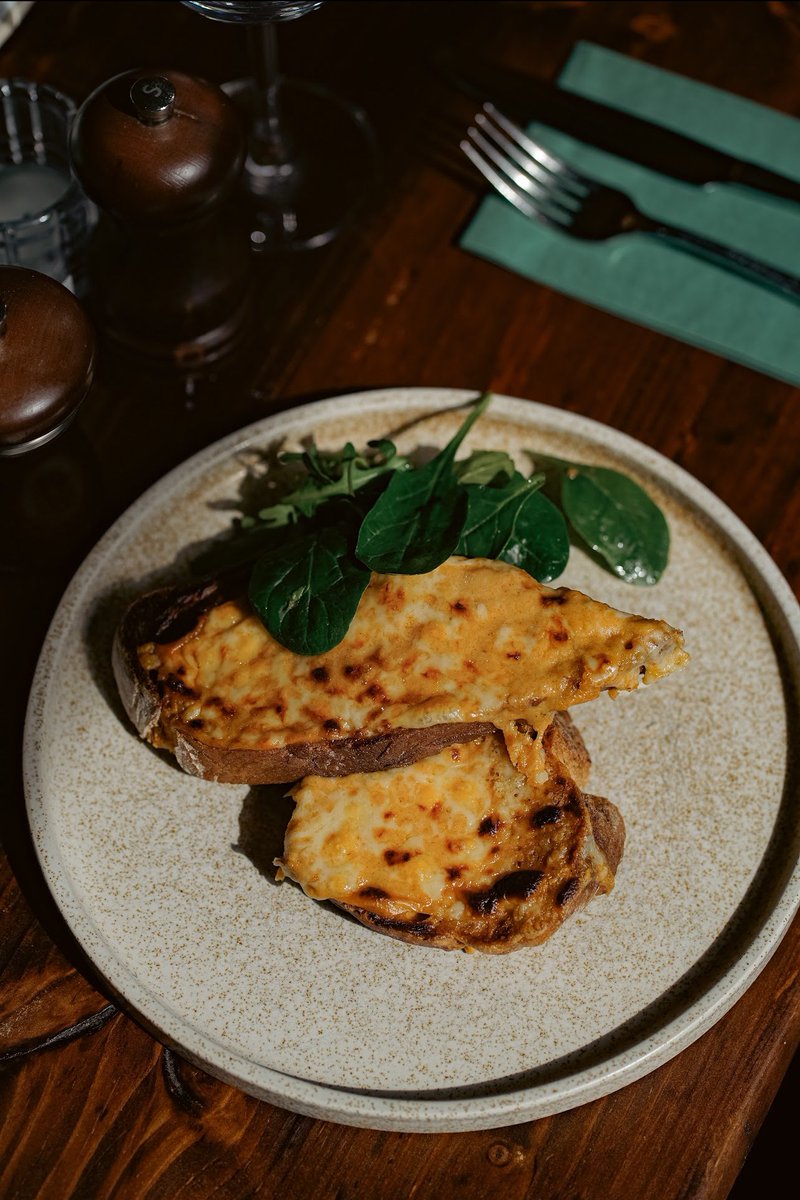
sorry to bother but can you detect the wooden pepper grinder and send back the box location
[69,69,250,368]
[0,265,100,568]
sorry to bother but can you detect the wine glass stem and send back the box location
[247,22,293,171]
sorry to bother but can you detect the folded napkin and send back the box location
[461,42,800,385]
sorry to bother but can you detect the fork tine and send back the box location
[475,110,587,202]
[482,103,589,192]
[460,138,572,230]
[466,126,577,218]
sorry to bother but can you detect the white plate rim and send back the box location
[23,386,800,1133]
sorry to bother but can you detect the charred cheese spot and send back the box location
[467,869,544,915]
[140,558,688,754]
[556,877,580,907]
[531,805,561,827]
[384,848,414,865]
[165,674,196,697]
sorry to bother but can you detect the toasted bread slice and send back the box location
[113,557,688,785]
[278,713,624,954]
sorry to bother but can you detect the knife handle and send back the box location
[726,161,800,206]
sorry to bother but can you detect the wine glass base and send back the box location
[223,77,376,251]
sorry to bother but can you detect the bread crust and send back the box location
[112,576,237,744]
[584,793,625,875]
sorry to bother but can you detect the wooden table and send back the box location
[2,2,798,1196]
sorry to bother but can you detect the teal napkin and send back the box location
[460,42,800,385]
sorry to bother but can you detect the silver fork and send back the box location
[462,103,800,301]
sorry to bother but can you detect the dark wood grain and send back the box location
[2,2,799,1197]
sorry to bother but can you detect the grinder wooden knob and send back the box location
[70,69,244,225]
[69,69,249,366]
[0,266,95,455]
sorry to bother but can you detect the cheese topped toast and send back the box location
[115,557,688,785]
[278,713,624,953]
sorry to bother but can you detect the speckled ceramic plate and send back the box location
[25,388,800,1132]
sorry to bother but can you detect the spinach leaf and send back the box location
[560,465,668,585]
[249,522,371,655]
[456,472,570,582]
[356,393,491,574]
[529,453,669,585]
[453,449,516,487]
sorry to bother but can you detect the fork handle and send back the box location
[641,217,800,300]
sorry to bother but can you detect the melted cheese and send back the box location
[140,557,688,753]
[279,727,616,947]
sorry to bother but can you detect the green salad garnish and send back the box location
[193,393,669,655]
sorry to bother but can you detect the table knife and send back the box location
[440,52,800,206]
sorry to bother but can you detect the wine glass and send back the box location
[182,1,375,250]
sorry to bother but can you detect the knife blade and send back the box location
[439,52,800,206]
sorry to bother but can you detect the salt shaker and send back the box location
[69,69,249,367]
